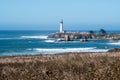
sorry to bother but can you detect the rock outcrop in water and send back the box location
[48,32,91,40]
[48,30,120,42]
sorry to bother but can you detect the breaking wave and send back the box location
[0,36,48,40]
[33,47,108,54]
[44,40,55,43]
[108,42,120,45]
[0,48,108,56]
[21,36,48,39]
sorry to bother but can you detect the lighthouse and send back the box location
[60,19,64,33]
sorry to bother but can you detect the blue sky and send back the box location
[0,0,120,30]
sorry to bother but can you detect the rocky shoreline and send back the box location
[48,30,120,41]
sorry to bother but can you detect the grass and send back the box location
[0,52,120,80]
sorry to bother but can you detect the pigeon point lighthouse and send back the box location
[60,19,64,33]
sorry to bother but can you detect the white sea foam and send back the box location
[108,42,120,45]
[44,40,55,43]
[34,47,108,54]
[1,48,108,56]
[21,36,48,39]
[0,36,48,40]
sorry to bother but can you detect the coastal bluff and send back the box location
[0,51,120,80]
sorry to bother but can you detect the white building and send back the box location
[60,19,64,33]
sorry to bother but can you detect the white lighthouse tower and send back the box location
[60,19,64,33]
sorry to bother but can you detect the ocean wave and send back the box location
[44,40,55,43]
[0,38,22,40]
[33,47,108,54]
[0,36,48,40]
[0,48,108,56]
[108,42,120,45]
[21,36,48,39]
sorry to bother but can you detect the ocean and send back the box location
[0,30,120,56]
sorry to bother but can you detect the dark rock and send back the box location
[108,48,120,52]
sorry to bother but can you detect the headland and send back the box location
[48,20,120,42]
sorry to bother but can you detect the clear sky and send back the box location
[0,0,120,30]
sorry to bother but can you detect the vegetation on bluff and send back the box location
[0,52,120,80]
